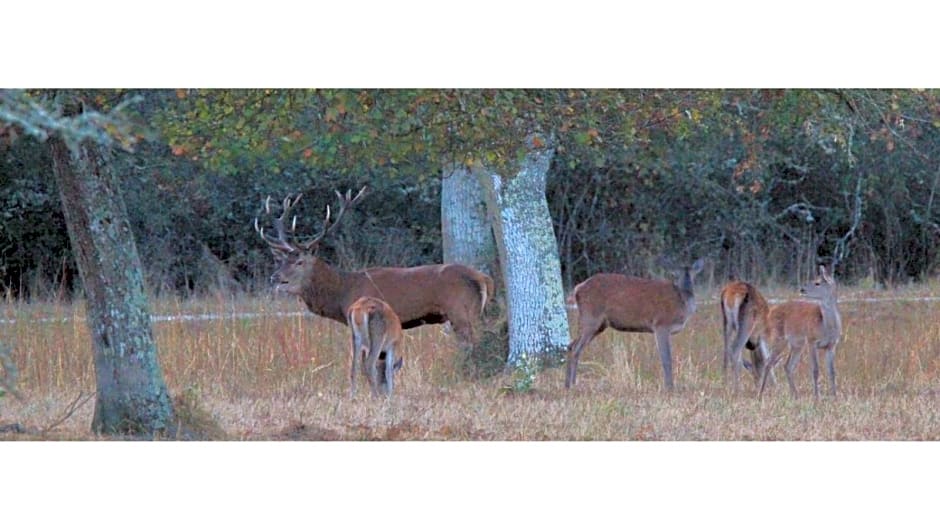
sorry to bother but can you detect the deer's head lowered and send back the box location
[255,187,367,295]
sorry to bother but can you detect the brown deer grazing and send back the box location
[347,296,403,397]
[757,266,842,399]
[720,280,773,392]
[255,188,494,349]
[565,258,705,391]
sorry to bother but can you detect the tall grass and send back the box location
[2,285,940,440]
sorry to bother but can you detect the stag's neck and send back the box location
[300,260,352,324]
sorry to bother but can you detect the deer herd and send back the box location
[256,187,842,401]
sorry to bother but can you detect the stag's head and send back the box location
[255,187,366,295]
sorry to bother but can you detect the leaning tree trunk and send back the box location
[479,134,570,372]
[50,136,176,437]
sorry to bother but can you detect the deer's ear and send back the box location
[819,265,834,284]
[690,258,705,275]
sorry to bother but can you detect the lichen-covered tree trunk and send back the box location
[441,163,498,277]
[50,137,176,437]
[480,135,570,369]
[441,162,508,373]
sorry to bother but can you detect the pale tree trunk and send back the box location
[480,135,570,371]
[441,162,506,373]
[50,136,176,438]
[441,163,498,277]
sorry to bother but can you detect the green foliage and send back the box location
[5,89,940,296]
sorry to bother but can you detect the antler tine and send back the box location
[299,186,367,251]
[256,193,302,254]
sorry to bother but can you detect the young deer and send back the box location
[346,296,404,398]
[565,258,705,391]
[720,280,772,393]
[757,266,842,399]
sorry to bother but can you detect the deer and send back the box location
[347,296,403,397]
[757,265,842,399]
[565,258,705,391]
[255,187,495,351]
[719,280,773,393]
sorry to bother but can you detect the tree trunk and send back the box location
[479,135,570,370]
[441,163,498,277]
[50,137,176,438]
[441,162,507,374]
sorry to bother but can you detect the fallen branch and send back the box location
[41,391,95,435]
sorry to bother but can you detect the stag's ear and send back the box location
[690,258,705,275]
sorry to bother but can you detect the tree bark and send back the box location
[480,135,570,369]
[441,162,508,373]
[50,136,176,437]
[441,163,498,277]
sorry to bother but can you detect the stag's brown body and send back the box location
[719,280,772,391]
[257,188,494,346]
[281,258,493,343]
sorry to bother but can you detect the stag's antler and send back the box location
[297,186,367,251]
[256,186,367,253]
[255,193,303,254]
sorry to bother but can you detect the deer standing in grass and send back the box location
[255,188,494,351]
[565,258,705,390]
[757,266,842,399]
[347,296,403,397]
[720,280,773,393]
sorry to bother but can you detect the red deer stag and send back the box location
[347,296,403,397]
[565,258,705,391]
[757,266,842,399]
[719,280,773,392]
[255,187,494,349]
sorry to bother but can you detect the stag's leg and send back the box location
[565,319,605,389]
[653,327,675,391]
[449,312,476,350]
[824,346,837,397]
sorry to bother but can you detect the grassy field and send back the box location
[2,283,940,441]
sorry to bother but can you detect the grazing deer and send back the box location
[255,188,494,349]
[347,296,403,397]
[720,280,773,392]
[757,266,842,399]
[565,258,705,390]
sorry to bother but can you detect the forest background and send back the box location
[4,87,940,299]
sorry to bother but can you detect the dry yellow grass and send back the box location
[2,285,940,440]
